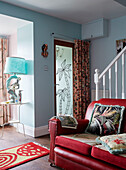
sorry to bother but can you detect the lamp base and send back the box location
[6,74,21,103]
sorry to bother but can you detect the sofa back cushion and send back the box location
[85,98,126,133]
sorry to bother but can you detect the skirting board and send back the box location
[12,124,49,137]
[35,125,49,137]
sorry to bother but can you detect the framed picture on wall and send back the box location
[116,38,126,54]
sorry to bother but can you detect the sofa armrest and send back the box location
[48,118,89,163]
[49,118,89,135]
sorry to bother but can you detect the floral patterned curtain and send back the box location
[0,38,9,124]
[73,40,90,119]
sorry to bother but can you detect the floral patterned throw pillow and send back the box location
[96,133,126,154]
[86,104,125,136]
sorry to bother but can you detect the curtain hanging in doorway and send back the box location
[73,40,90,119]
[0,38,9,124]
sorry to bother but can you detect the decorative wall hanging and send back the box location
[41,44,48,57]
[116,39,126,54]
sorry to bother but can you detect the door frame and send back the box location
[54,39,74,116]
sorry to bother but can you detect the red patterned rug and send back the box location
[0,142,49,170]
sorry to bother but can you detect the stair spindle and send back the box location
[109,68,111,98]
[122,53,125,99]
[115,61,118,98]
[103,75,105,98]
[94,69,100,100]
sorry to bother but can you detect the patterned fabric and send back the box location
[61,133,98,146]
[0,38,9,125]
[96,133,126,154]
[95,144,126,157]
[86,104,125,135]
[73,40,90,119]
[92,145,126,169]
[50,115,78,129]
[95,144,126,158]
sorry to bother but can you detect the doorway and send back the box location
[54,40,74,116]
[0,14,34,135]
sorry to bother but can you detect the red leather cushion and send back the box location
[55,134,97,156]
[55,146,120,170]
[55,152,91,170]
[91,145,126,169]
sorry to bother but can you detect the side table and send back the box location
[0,102,28,137]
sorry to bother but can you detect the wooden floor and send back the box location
[0,125,59,170]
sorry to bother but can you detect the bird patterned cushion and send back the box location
[86,103,125,136]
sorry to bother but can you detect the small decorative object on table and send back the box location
[18,90,22,103]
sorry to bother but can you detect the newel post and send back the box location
[94,69,100,101]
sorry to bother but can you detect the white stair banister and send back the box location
[99,46,126,79]
[94,69,100,101]
[94,46,126,100]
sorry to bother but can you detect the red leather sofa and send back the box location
[49,99,126,170]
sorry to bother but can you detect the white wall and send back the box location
[9,33,18,120]
[9,33,17,56]
[17,23,34,129]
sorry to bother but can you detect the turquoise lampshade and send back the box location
[4,57,26,75]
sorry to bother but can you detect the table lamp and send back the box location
[4,57,26,103]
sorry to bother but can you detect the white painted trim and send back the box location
[122,53,125,99]
[13,124,34,137]
[35,125,49,137]
[109,68,112,98]
[94,69,100,100]
[12,124,49,137]
[115,61,118,98]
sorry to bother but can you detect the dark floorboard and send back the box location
[0,125,59,170]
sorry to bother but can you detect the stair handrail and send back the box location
[94,46,126,100]
[99,46,126,79]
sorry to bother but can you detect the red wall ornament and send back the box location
[41,44,48,57]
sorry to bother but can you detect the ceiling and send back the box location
[1,0,126,24]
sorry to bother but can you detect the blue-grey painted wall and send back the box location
[0,2,81,127]
[91,15,126,98]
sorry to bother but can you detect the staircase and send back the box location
[94,46,126,100]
